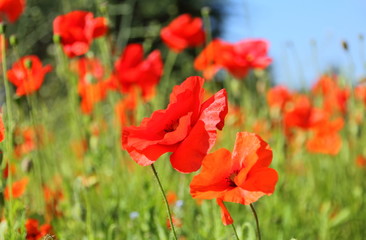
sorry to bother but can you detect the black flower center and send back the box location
[226,170,239,187]
[164,119,179,133]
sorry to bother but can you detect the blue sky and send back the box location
[220,0,366,88]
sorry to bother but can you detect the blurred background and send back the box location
[9,0,366,89]
[219,0,366,89]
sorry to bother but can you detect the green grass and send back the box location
[0,1,366,239]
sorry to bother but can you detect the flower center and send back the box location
[164,119,179,133]
[226,170,239,187]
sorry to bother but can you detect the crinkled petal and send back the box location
[190,148,232,199]
[216,199,234,225]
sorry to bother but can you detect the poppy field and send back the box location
[0,0,366,239]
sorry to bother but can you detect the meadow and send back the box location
[0,0,365,239]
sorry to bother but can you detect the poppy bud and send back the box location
[342,41,348,51]
[24,59,33,69]
[99,3,108,15]
[9,35,17,47]
[201,6,211,16]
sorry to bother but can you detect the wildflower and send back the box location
[122,76,228,173]
[72,57,111,114]
[14,126,44,158]
[43,185,64,221]
[160,14,205,52]
[111,43,163,101]
[4,177,29,200]
[166,216,182,229]
[0,0,25,23]
[194,39,271,80]
[7,55,52,96]
[306,118,344,155]
[129,211,139,219]
[356,155,366,168]
[115,90,137,127]
[312,75,349,115]
[25,219,54,240]
[355,84,366,106]
[167,191,178,205]
[2,163,16,179]
[284,95,327,133]
[190,132,278,225]
[53,10,108,57]
[266,85,292,111]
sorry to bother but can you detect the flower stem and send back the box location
[1,24,16,240]
[250,203,261,240]
[231,223,240,240]
[161,50,178,105]
[201,6,213,47]
[150,164,178,240]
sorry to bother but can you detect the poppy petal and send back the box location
[216,199,234,225]
[190,148,232,199]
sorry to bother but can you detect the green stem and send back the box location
[1,26,15,240]
[231,223,240,240]
[25,93,45,210]
[150,164,177,240]
[161,50,178,105]
[250,203,261,240]
[201,6,213,47]
[116,0,136,53]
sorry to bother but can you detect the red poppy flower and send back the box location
[111,43,163,100]
[7,55,52,96]
[306,117,344,155]
[25,219,54,240]
[166,191,178,205]
[72,57,111,114]
[160,14,205,52]
[14,126,44,158]
[0,0,25,23]
[4,177,29,200]
[356,155,366,168]
[43,185,64,221]
[122,76,228,173]
[284,95,328,132]
[194,39,228,80]
[230,39,272,71]
[194,39,272,80]
[2,163,16,179]
[312,75,349,114]
[190,132,278,225]
[53,10,108,57]
[115,90,138,127]
[355,85,366,105]
[266,85,292,111]
[166,216,182,229]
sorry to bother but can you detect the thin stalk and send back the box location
[201,6,212,47]
[25,92,46,211]
[250,203,261,240]
[231,223,240,240]
[1,27,16,240]
[116,0,136,53]
[161,50,178,104]
[150,164,177,240]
